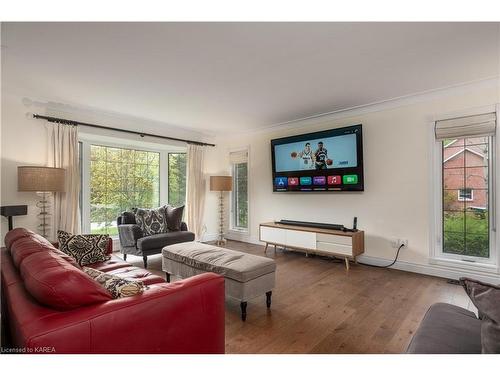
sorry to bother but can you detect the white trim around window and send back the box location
[457,188,473,202]
[229,146,250,235]
[429,104,500,274]
[78,131,186,235]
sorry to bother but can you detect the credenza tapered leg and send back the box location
[344,257,350,270]
[264,243,269,253]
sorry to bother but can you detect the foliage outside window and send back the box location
[232,162,248,230]
[442,136,489,258]
[90,145,160,235]
[168,153,187,206]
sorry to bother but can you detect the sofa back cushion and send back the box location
[20,251,112,310]
[4,228,37,249]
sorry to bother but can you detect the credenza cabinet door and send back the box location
[285,229,316,250]
[260,226,286,244]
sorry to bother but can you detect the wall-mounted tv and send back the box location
[271,124,364,192]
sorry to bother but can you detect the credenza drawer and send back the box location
[316,241,353,256]
[260,226,286,244]
[316,233,352,246]
[285,229,316,249]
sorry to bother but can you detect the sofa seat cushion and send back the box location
[105,266,165,286]
[89,255,132,272]
[406,303,481,354]
[20,251,112,310]
[137,231,195,252]
[162,242,276,283]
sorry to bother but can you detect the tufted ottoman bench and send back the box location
[162,241,276,321]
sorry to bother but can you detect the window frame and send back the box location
[79,133,186,236]
[457,188,473,202]
[167,152,187,207]
[430,105,499,271]
[229,147,250,234]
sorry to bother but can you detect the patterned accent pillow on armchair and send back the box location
[135,206,167,235]
[57,230,111,266]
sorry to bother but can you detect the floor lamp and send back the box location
[210,176,232,246]
[18,166,66,238]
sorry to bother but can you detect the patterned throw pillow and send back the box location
[57,230,111,266]
[83,267,145,298]
[135,206,167,235]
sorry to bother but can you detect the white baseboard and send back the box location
[220,236,500,284]
[353,254,500,284]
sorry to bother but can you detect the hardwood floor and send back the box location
[120,240,475,354]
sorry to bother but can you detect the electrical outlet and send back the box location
[397,239,408,248]
[391,238,408,248]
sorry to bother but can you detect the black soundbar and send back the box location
[276,219,345,231]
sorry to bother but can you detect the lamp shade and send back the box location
[210,176,232,191]
[18,166,66,192]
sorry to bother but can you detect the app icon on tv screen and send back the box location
[299,176,312,185]
[328,175,342,185]
[275,176,288,188]
[343,174,358,184]
[313,176,326,185]
[288,177,299,186]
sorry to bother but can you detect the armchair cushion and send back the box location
[135,206,167,235]
[118,224,143,247]
[166,205,185,231]
[137,231,195,252]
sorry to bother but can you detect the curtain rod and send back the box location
[32,114,216,147]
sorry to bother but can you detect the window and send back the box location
[89,145,160,235]
[433,110,497,265]
[442,136,490,259]
[230,149,249,231]
[168,153,187,206]
[458,188,473,201]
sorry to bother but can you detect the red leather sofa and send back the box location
[1,228,225,354]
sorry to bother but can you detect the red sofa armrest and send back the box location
[24,273,225,353]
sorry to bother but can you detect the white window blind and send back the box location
[229,150,248,164]
[435,112,496,140]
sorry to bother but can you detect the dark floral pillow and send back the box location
[135,206,167,235]
[460,277,500,353]
[83,267,145,298]
[57,230,111,266]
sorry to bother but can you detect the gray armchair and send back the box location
[117,211,195,268]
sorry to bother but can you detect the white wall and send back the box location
[203,79,500,281]
[0,91,213,242]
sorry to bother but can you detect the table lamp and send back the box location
[18,166,66,238]
[210,176,232,246]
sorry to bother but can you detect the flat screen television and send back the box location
[271,124,364,192]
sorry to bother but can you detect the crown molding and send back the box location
[225,76,500,138]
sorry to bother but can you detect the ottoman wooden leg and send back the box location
[165,272,170,283]
[143,256,148,269]
[266,291,272,308]
[240,301,247,322]
[123,253,127,261]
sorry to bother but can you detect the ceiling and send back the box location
[2,22,499,134]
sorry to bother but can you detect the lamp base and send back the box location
[216,238,227,246]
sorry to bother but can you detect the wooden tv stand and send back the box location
[259,222,364,270]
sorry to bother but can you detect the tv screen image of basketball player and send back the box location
[270,124,364,192]
[274,133,357,173]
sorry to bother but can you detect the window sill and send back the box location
[229,228,249,234]
[429,256,499,274]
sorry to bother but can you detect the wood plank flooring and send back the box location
[120,240,475,354]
